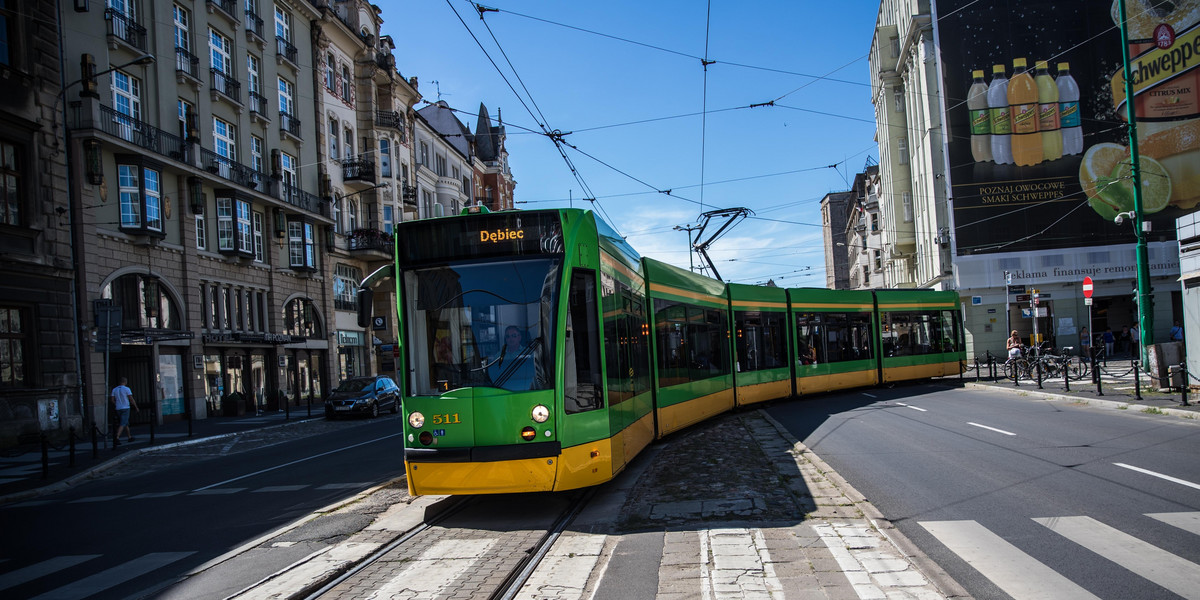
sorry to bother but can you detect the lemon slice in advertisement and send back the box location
[1079,142,1128,199]
[1109,156,1172,214]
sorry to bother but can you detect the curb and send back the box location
[962,382,1199,420]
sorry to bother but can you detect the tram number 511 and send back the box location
[431,413,461,425]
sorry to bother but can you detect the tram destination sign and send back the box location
[397,211,564,266]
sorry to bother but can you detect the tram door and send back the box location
[562,270,606,466]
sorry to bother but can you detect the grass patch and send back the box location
[1118,405,1129,410]
[1141,407,1167,415]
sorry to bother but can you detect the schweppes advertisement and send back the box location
[937,0,1199,256]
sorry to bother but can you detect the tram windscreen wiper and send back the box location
[492,336,543,389]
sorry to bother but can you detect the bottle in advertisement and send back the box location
[1036,61,1062,162]
[968,70,992,162]
[1008,57,1043,166]
[1057,62,1083,156]
[988,64,1013,164]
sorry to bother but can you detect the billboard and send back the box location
[939,0,1199,256]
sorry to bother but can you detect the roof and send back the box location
[416,101,472,159]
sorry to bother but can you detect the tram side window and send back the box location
[736,310,787,372]
[882,311,944,356]
[940,310,961,353]
[655,300,688,387]
[602,276,652,406]
[691,308,730,379]
[849,312,874,360]
[795,312,822,364]
[566,270,603,414]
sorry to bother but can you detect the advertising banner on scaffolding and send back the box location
[937,0,1199,260]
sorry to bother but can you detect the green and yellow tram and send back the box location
[372,208,964,496]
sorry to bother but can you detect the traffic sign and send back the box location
[1082,276,1094,298]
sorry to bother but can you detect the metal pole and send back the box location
[1117,0,1154,364]
[1134,359,1142,401]
[1094,354,1104,396]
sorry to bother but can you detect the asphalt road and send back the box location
[766,382,1200,600]
[0,415,407,600]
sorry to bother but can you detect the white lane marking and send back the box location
[66,495,124,504]
[862,393,877,398]
[194,432,403,491]
[1035,515,1200,599]
[252,485,308,493]
[29,552,195,600]
[518,533,606,599]
[316,483,372,490]
[189,488,244,495]
[0,556,100,592]
[1147,512,1200,536]
[896,402,927,412]
[127,491,185,499]
[1114,463,1200,491]
[968,422,1016,436]
[699,528,712,600]
[366,538,497,599]
[920,520,1098,600]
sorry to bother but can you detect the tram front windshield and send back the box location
[403,257,560,395]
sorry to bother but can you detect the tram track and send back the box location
[304,489,594,600]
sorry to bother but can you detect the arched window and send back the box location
[283,298,322,337]
[101,273,182,330]
[341,65,351,101]
[325,52,335,90]
[348,198,358,231]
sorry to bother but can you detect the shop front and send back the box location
[200,332,303,416]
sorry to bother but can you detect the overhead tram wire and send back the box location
[445,0,608,228]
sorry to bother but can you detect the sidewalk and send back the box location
[959,357,1200,419]
[0,408,327,505]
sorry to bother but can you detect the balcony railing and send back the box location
[210,68,241,102]
[199,147,264,191]
[275,36,297,64]
[175,47,200,80]
[401,183,417,204]
[341,157,375,184]
[244,10,264,39]
[280,182,322,213]
[279,111,301,138]
[92,104,190,164]
[105,9,147,51]
[347,228,394,254]
[207,0,237,20]
[248,91,267,117]
[375,110,407,143]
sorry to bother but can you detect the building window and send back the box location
[273,3,291,42]
[334,264,361,311]
[283,297,320,337]
[0,1,14,67]
[343,127,353,158]
[250,135,263,188]
[435,154,446,177]
[379,138,391,177]
[874,250,882,270]
[419,141,428,166]
[862,266,870,287]
[247,53,261,95]
[383,205,393,234]
[288,220,315,269]
[898,138,908,165]
[893,85,904,113]
[111,70,142,141]
[278,77,294,116]
[328,118,338,159]
[0,306,28,387]
[870,213,879,231]
[195,204,206,249]
[102,273,182,331]
[216,195,253,256]
[332,194,342,233]
[281,151,296,187]
[209,27,231,74]
[347,199,358,231]
[0,140,19,226]
[325,52,335,90]
[889,36,899,58]
[176,98,193,140]
[902,192,913,223]
[341,64,351,101]
[117,162,163,233]
[173,4,191,56]
[213,116,236,175]
[253,211,264,262]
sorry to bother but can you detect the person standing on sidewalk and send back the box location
[111,377,139,444]
[1079,327,1091,358]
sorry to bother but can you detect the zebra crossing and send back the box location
[0,552,195,600]
[921,511,1200,600]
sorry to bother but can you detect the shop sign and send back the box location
[337,330,365,346]
[202,332,299,344]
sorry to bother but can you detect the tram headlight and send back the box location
[408,411,425,428]
[520,426,537,441]
[531,404,550,423]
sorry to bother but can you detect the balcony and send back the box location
[210,69,241,106]
[174,47,200,84]
[244,10,265,44]
[105,9,147,51]
[346,228,394,262]
[206,0,239,26]
[275,36,298,67]
[89,104,190,164]
[341,157,376,186]
[279,111,301,141]
[248,91,268,121]
[280,182,322,214]
[375,110,407,139]
[199,148,264,191]
[401,183,417,205]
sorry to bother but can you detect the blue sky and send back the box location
[380,0,882,286]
